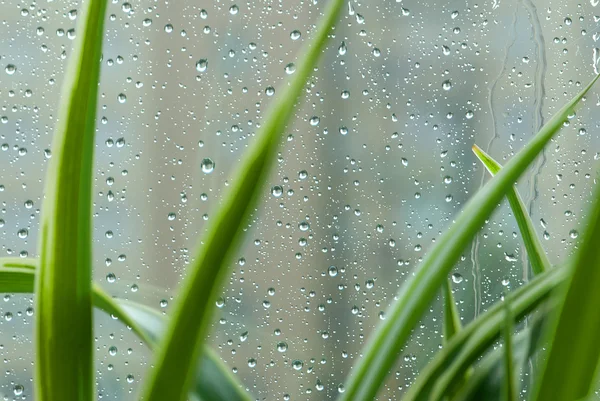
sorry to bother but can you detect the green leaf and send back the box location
[502,298,517,401]
[0,258,251,401]
[35,1,108,400]
[139,4,344,400]
[533,175,600,400]
[472,144,550,275]
[443,278,462,343]
[402,265,568,401]
[340,74,600,401]
[451,314,547,401]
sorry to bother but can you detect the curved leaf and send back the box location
[340,74,600,401]
[35,1,108,399]
[139,1,345,401]
[0,259,251,401]
[472,144,550,275]
[402,265,568,401]
[533,177,600,400]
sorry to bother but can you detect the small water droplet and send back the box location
[196,59,208,72]
[201,158,215,174]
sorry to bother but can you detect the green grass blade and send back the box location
[472,144,550,275]
[34,1,108,400]
[443,278,462,343]
[502,298,517,401]
[533,180,600,400]
[451,315,546,401]
[0,258,251,401]
[340,74,600,401]
[139,3,343,399]
[402,265,568,401]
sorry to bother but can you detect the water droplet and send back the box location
[117,93,127,103]
[292,360,303,370]
[201,158,215,174]
[442,80,452,90]
[271,185,283,197]
[5,64,16,75]
[13,385,23,396]
[196,59,208,72]
[451,273,463,283]
[285,63,296,74]
[290,30,301,40]
[229,4,239,15]
[328,265,338,277]
[298,221,310,231]
[277,342,288,352]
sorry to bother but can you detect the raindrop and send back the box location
[201,158,215,174]
[196,59,208,72]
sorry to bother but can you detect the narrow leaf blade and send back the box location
[502,299,517,401]
[533,180,600,400]
[140,3,344,400]
[340,75,600,401]
[0,259,251,401]
[472,144,550,275]
[443,278,462,343]
[35,1,108,400]
[402,265,568,401]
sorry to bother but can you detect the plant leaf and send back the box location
[532,176,600,400]
[402,265,568,401]
[0,258,251,401]
[35,1,108,400]
[451,314,547,401]
[502,298,517,401]
[139,3,344,400]
[472,144,550,275]
[443,278,462,343]
[340,74,600,401]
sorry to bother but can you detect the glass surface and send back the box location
[0,0,598,398]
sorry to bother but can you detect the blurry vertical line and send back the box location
[520,0,547,282]
[471,0,519,319]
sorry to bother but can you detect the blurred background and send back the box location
[0,0,599,399]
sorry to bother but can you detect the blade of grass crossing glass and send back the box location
[339,74,600,401]
[442,278,470,400]
[472,145,550,275]
[451,316,546,401]
[35,1,107,400]
[402,265,568,401]
[502,298,517,401]
[533,180,600,401]
[140,2,344,400]
[443,278,461,342]
[0,258,252,401]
